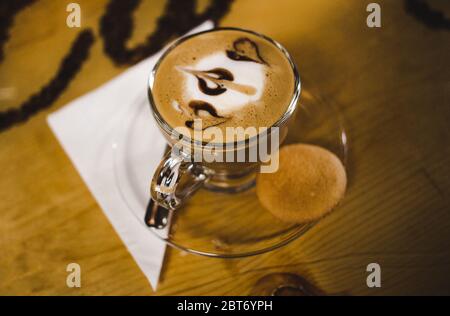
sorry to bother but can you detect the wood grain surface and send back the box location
[1,0,449,295]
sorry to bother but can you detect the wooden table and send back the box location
[1,0,449,295]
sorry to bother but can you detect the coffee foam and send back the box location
[152,30,295,142]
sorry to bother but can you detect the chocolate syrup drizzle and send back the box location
[185,100,227,130]
[194,67,234,96]
[226,37,268,65]
[185,118,226,130]
[189,100,225,118]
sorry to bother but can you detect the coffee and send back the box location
[151,29,296,142]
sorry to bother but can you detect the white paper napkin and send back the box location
[47,21,213,291]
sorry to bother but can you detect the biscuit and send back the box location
[256,144,347,223]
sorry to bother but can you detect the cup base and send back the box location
[204,174,257,194]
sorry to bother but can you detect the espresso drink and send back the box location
[152,29,295,142]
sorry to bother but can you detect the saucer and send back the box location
[112,89,348,257]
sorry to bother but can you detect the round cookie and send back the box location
[256,144,347,223]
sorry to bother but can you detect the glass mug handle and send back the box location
[150,148,212,210]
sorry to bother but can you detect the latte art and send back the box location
[181,50,266,121]
[152,29,295,141]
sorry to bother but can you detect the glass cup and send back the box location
[147,27,301,211]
